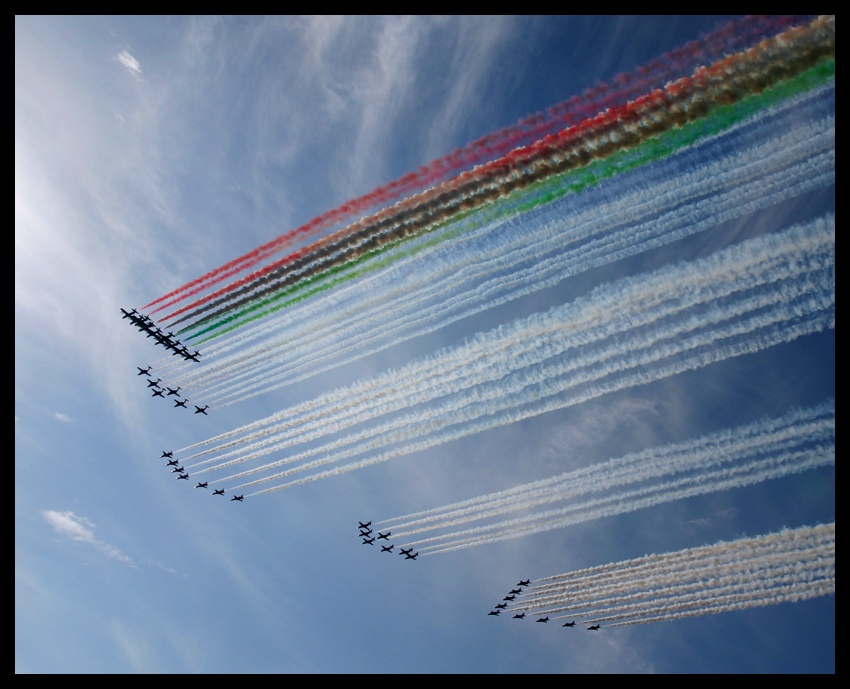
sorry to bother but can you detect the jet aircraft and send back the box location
[166,459,179,466]
[120,308,137,319]
[359,529,372,537]
[177,473,189,480]
[502,595,516,602]
[399,548,413,556]
[513,613,526,619]
[536,617,549,623]
[230,495,244,502]
[377,531,391,540]
[562,621,576,627]
[380,545,394,552]
[517,580,531,587]
[494,603,507,609]
[404,552,418,560]
[166,387,181,396]
[509,588,522,595]
[194,405,209,415]
[137,366,152,376]
[195,482,208,489]
[362,537,375,545]
[151,388,165,397]
[587,624,601,631]
[174,399,188,408]
[358,521,372,529]
[212,489,225,496]
[160,451,174,458]
[171,466,185,473]
[488,610,501,616]
[147,378,162,387]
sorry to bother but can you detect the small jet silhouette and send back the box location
[195,482,208,489]
[399,548,414,556]
[151,388,165,397]
[359,529,372,537]
[502,595,516,602]
[176,473,189,480]
[377,531,391,540]
[513,613,526,619]
[358,521,372,529]
[160,451,173,458]
[166,387,181,396]
[362,537,375,545]
[562,621,576,627]
[166,459,179,466]
[495,603,507,609]
[147,378,162,388]
[587,624,601,631]
[536,617,549,623]
[137,366,152,376]
[509,588,522,595]
[488,610,501,616]
[404,551,418,560]
[212,489,225,496]
[174,399,188,408]
[517,580,531,587]
[194,405,209,415]
[230,495,244,502]
[380,545,394,553]
[171,466,185,473]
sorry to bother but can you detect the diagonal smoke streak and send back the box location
[513,524,834,627]
[415,445,833,554]
[189,212,833,482]
[382,405,833,537]
[200,216,834,493]
[166,77,835,407]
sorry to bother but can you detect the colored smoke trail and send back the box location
[159,16,834,334]
[143,15,804,317]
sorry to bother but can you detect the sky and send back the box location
[15,16,834,674]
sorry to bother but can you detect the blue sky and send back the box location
[16,16,834,674]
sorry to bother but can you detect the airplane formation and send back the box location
[122,308,208,415]
[122,308,202,362]
[356,522,417,561]
[155,452,244,503]
[487,579,602,631]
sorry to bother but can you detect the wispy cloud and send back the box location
[42,510,136,567]
[53,412,71,423]
[115,50,143,79]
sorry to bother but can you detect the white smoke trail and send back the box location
[379,402,832,538]
[194,213,832,487]
[510,523,834,627]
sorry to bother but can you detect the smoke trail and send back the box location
[378,401,833,537]
[143,16,804,315]
[189,87,835,407]
[507,523,834,627]
[181,214,832,491]
[163,17,834,332]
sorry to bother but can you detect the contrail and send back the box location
[377,401,833,538]
[177,214,832,491]
[143,16,796,315]
[503,523,834,627]
[155,67,835,411]
[162,17,834,333]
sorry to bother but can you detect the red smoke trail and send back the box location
[144,16,802,318]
